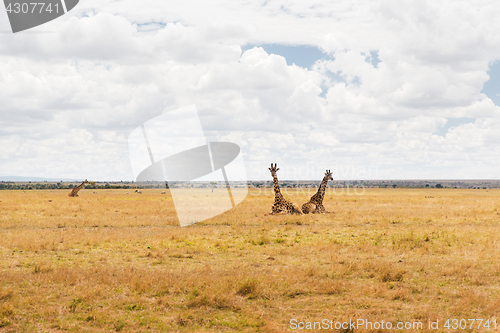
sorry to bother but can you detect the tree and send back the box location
[436,184,443,188]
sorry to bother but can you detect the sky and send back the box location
[1,0,500,181]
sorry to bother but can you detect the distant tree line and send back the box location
[0,180,495,191]
[247,180,498,189]
[0,182,137,190]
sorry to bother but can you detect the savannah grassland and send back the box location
[0,187,500,332]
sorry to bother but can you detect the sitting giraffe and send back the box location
[68,179,90,197]
[302,170,333,214]
[268,163,302,215]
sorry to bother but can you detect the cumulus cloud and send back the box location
[1,0,500,180]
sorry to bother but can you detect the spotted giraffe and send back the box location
[302,170,333,214]
[268,163,302,215]
[68,179,90,197]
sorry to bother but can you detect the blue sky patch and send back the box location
[319,71,347,97]
[325,71,346,83]
[481,61,500,106]
[435,117,476,137]
[135,21,167,32]
[364,50,381,68]
[242,44,329,69]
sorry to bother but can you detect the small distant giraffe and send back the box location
[268,163,302,215]
[68,179,90,197]
[302,170,333,214]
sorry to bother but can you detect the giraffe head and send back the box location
[324,170,333,181]
[268,163,279,175]
[84,179,90,184]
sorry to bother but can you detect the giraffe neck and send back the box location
[73,181,86,193]
[315,176,329,200]
[271,173,283,198]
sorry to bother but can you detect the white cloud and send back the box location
[1,0,500,180]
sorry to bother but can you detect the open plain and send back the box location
[0,188,499,332]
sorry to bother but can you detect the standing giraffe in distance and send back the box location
[68,179,90,197]
[302,170,333,214]
[268,163,302,215]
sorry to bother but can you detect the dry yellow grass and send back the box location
[0,188,500,332]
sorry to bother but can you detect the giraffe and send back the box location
[302,170,333,214]
[268,163,302,215]
[68,179,90,197]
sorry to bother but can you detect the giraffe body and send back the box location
[302,170,333,214]
[268,163,302,215]
[68,179,90,197]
